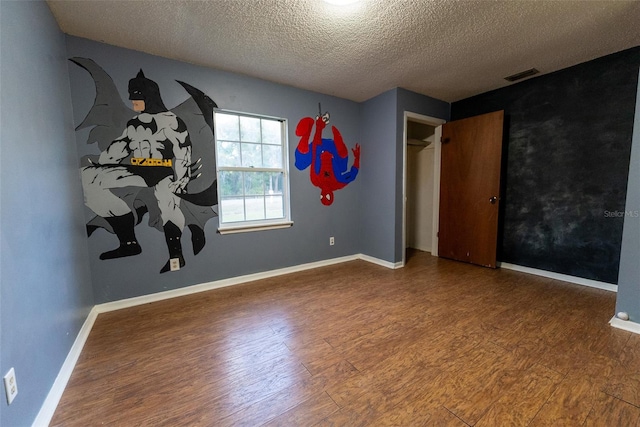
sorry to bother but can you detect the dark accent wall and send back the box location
[452,47,640,284]
[0,2,94,425]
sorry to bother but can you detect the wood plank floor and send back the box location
[51,251,640,426]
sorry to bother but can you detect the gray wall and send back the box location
[66,37,362,303]
[616,68,640,322]
[358,88,449,263]
[0,2,94,426]
[394,88,450,262]
[358,89,398,262]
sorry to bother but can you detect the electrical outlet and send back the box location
[4,368,17,405]
[170,258,180,271]
[330,237,335,246]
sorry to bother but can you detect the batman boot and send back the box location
[160,221,186,273]
[188,224,206,255]
[100,212,142,260]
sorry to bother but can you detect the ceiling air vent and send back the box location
[504,68,539,82]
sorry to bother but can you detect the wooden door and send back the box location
[438,110,504,268]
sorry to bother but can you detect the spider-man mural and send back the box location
[294,108,360,205]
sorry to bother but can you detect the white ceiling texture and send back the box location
[47,0,640,103]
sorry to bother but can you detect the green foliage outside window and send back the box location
[215,112,288,225]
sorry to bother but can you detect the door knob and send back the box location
[489,196,497,204]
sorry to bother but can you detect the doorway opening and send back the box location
[402,112,445,266]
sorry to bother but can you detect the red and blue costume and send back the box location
[295,112,360,205]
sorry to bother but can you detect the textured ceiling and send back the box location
[47,0,640,103]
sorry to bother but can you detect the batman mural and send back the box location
[71,58,218,273]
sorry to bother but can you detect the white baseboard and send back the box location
[32,306,98,427]
[610,316,640,335]
[358,253,403,269]
[96,254,366,313]
[499,262,617,292]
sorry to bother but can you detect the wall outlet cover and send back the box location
[4,367,17,405]
[170,258,180,271]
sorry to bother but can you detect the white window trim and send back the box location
[214,109,292,234]
[218,221,294,235]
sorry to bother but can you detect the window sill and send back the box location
[218,221,294,235]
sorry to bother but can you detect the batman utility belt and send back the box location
[130,158,172,167]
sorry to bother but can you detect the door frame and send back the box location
[402,112,446,267]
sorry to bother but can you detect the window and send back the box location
[214,110,292,233]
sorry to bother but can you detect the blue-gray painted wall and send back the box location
[358,88,449,263]
[66,37,363,303]
[394,88,450,262]
[358,89,398,262]
[616,69,640,322]
[2,2,638,425]
[0,2,94,426]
